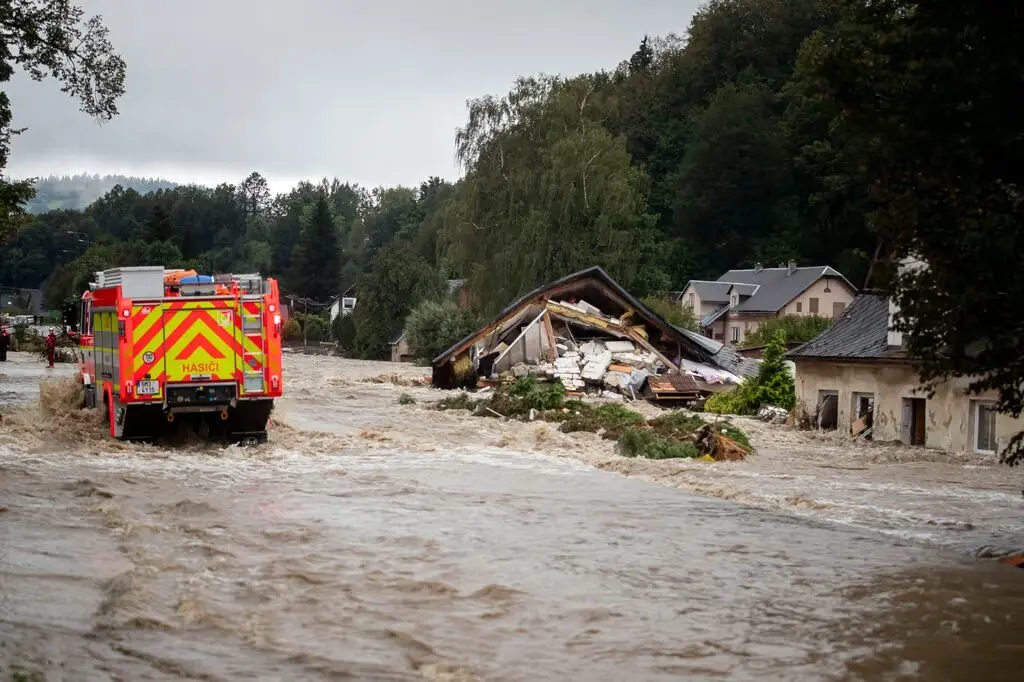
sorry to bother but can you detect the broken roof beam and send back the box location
[623,325,680,372]
[490,308,549,369]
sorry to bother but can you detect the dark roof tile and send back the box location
[786,294,908,360]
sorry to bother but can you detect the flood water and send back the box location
[1,351,1022,681]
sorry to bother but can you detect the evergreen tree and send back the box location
[290,193,341,299]
[143,204,175,243]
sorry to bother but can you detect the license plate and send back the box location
[136,380,160,395]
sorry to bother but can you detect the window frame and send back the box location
[973,400,998,454]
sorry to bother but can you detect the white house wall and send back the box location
[793,360,1023,455]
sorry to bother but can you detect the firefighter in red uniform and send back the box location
[45,326,57,368]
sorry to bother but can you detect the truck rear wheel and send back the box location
[223,399,274,445]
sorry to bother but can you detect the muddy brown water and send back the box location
[1,351,1022,681]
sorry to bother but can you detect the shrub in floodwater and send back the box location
[398,393,416,405]
[647,411,707,440]
[435,393,478,411]
[559,403,646,440]
[485,377,566,417]
[617,428,701,460]
[717,422,754,453]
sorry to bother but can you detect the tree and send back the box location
[443,75,665,314]
[641,295,698,332]
[705,331,795,414]
[143,204,175,243]
[238,171,271,223]
[0,0,126,242]
[290,193,341,299]
[352,242,444,358]
[405,298,479,362]
[803,2,1024,464]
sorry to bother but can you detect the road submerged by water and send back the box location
[1,351,1022,681]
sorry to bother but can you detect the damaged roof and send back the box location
[786,293,908,361]
[432,266,742,374]
[675,327,761,379]
[718,266,854,313]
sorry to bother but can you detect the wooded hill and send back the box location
[0,0,977,359]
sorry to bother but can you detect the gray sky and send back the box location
[5,0,699,193]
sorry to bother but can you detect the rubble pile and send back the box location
[518,337,660,400]
[491,296,741,401]
[432,269,752,403]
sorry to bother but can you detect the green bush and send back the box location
[617,429,701,459]
[648,411,707,439]
[741,314,832,348]
[331,313,357,348]
[304,316,329,343]
[405,298,479,361]
[435,393,478,411]
[704,331,794,414]
[559,403,646,439]
[486,377,566,416]
[398,393,416,405]
[282,317,301,341]
[704,391,749,415]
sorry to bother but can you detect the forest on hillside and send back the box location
[1,0,1017,373]
[20,174,178,213]
[3,0,876,356]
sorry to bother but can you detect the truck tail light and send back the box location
[271,375,279,391]
[273,314,281,335]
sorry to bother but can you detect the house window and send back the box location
[817,390,838,430]
[688,292,695,307]
[796,302,802,313]
[730,326,740,342]
[809,297,819,314]
[832,302,846,317]
[730,293,738,308]
[973,400,998,454]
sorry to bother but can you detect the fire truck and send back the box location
[61,266,284,444]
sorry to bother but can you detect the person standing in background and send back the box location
[0,326,9,361]
[45,326,57,368]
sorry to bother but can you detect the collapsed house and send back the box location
[431,267,760,404]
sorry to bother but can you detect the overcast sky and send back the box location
[5,0,700,193]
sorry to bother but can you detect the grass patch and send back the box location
[435,393,478,411]
[617,429,702,460]
[648,411,707,440]
[398,393,416,405]
[559,403,646,439]
[432,377,753,461]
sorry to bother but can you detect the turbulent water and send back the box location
[1,351,1022,681]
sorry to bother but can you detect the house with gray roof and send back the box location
[679,261,857,346]
[785,290,1021,455]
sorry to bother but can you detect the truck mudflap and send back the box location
[113,398,274,445]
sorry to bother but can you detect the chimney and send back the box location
[787,260,797,275]
[754,262,763,274]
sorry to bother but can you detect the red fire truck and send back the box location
[62,267,284,443]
